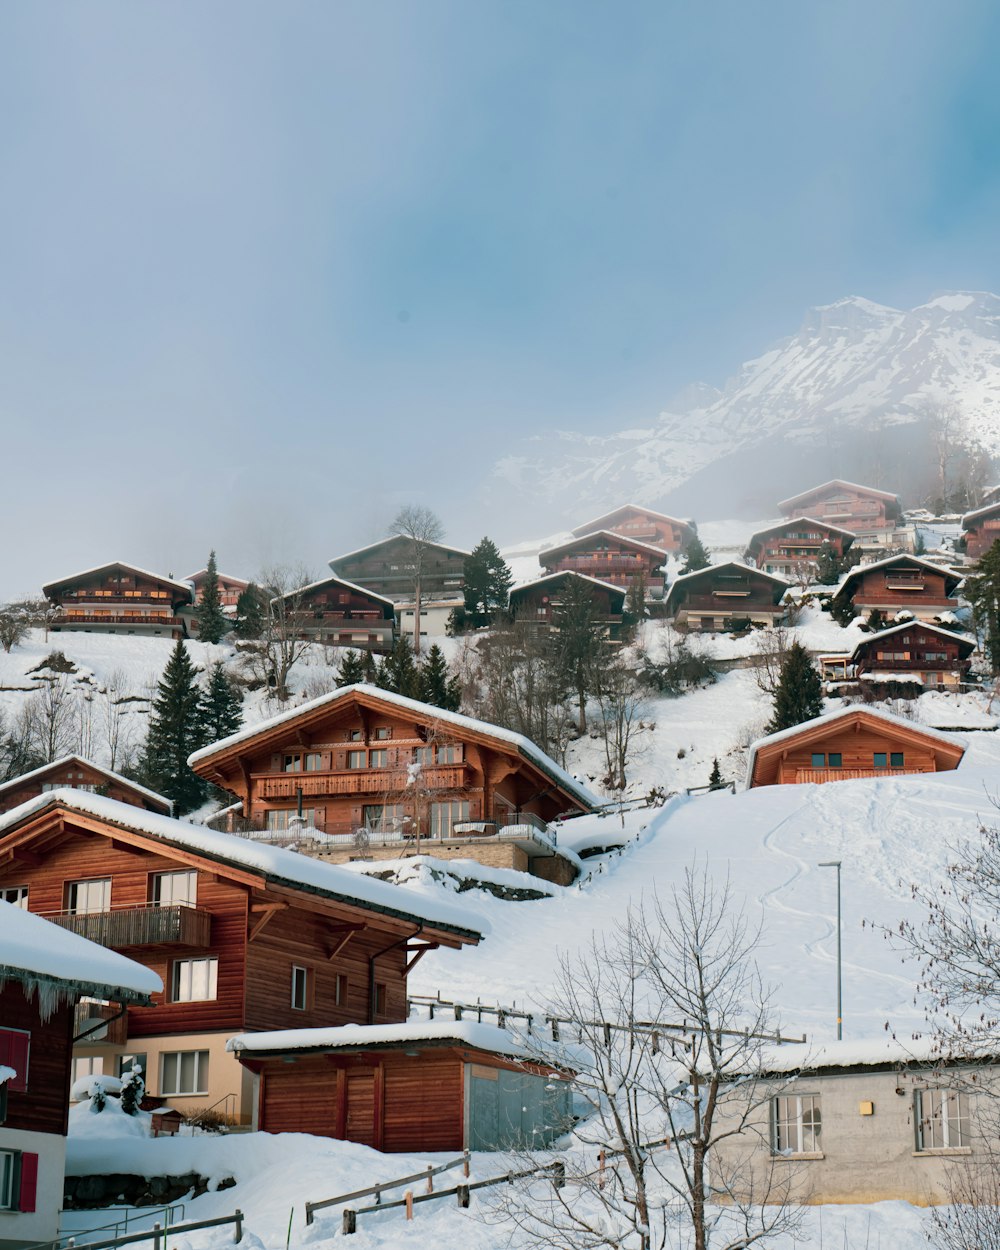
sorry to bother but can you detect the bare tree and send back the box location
[928,1154,1000,1250]
[0,606,31,653]
[389,505,444,655]
[495,869,800,1250]
[241,564,315,701]
[594,653,648,797]
[26,675,78,763]
[100,668,138,773]
[749,626,792,696]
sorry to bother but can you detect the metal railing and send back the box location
[30,1206,187,1250]
[62,1212,243,1250]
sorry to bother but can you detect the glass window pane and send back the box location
[890,752,904,768]
[811,753,825,768]
[828,754,842,768]
[180,1052,196,1092]
[873,753,887,768]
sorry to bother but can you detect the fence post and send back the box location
[304,1202,314,1227]
[598,1150,606,1190]
[454,1004,463,1021]
[374,1185,382,1206]
[457,1184,470,1209]
[234,1210,244,1244]
[426,1166,434,1194]
[550,1017,560,1042]
[342,1209,357,1235]
[404,1191,413,1221]
[152,1222,161,1250]
[550,1161,565,1191]
[497,1009,506,1028]
[463,1149,470,1178]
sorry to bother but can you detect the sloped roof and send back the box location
[329,536,471,568]
[571,504,694,538]
[228,1019,543,1061]
[184,569,250,587]
[837,554,963,597]
[961,500,1000,527]
[270,573,396,612]
[663,562,791,614]
[509,570,626,605]
[777,479,900,510]
[42,562,194,599]
[746,516,857,549]
[849,621,976,663]
[0,755,172,814]
[539,529,667,562]
[189,684,599,812]
[0,789,487,942]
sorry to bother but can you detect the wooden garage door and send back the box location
[345,1070,377,1147]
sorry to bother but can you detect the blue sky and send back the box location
[2,1,1000,591]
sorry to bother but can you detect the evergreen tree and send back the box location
[829,593,858,628]
[815,541,845,586]
[199,662,243,743]
[463,537,514,625]
[419,644,462,711]
[362,650,380,683]
[337,649,367,686]
[377,636,421,699]
[119,1064,145,1116]
[140,640,207,814]
[234,583,264,640]
[623,571,647,639]
[708,758,725,790]
[682,534,711,574]
[768,641,824,733]
[195,551,228,644]
[555,577,606,734]
[965,538,1000,675]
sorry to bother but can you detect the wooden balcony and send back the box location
[683,594,780,611]
[74,1001,129,1045]
[55,613,183,628]
[792,767,913,784]
[47,903,212,949]
[557,556,660,573]
[255,765,468,799]
[853,594,956,608]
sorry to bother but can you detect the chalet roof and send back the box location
[961,500,1000,527]
[188,684,600,812]
[746,516,858,548]
[508,570,627,605]
[328,536,472,568]
[570,503,694,538]
[0,790,488,942]
[539,529,667,562]
[184,569,250,587]
[0,899,161,1006]
[0,755,173,814]
[777,479,901,511]
[836,554,963,597]
[42,562,194,599]
[755,1036,977,1077]
[270,573,396,612]
[663,562,791,614]
[228,1019,544,1062]
[745,706,967,789]
[849,621,976,662]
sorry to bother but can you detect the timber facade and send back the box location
[43,563,193,640]
[777,480,902,545]
[186,569,249,612]
[509,572,626,639]
[848,623,974,693]
[961,501,1000,561]
[571,504,694,553]
[663,563,789,630]
[273,576,396,652]
[745,518,855,578]
[0,757,171,817]
[540,530,666,599]
[834,556,962,622]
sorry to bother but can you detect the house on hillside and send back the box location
[185,568,249,615]
[960,500,1000,561]
[712,1038,996,1206]
[539,531,667,600]
[272,575,396,652]
[328,536,468,642]
[0,902,158,1250]
[189,684,596,884]
[0,756,171,817]
[43,562,193,640]
[832,555,963,623]
[848,622,975,694]
[745,518,855,579]
[663,563,789,630]
[229,1019,573,1154]
[509,572,626,639]
[746,706,966,788]
[571,504,695,553]
[0,790,484,1125]
[777,480,909,550]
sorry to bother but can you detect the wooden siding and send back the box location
[779,485,898,531]
[0,985,73,1136]
[330,538,466,604]
[0,762,167,815]
[775,730,937,785]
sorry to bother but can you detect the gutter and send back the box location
[368,924,422,1025]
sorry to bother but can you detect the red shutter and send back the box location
[18,1153,38,1212]
[0,1030,29,1092]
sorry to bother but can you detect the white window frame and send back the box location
[152,871,197,907]
[160,1050,209,1096]
[915,1087,970,1151]
[0,1149,16,1211]
[0,886,27,909]
[771,1093,822,1155]
[171,957,218,1003]
[67,877,111,915]
[291,965,310,1011]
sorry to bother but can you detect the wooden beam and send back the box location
[11,847,41,866]
[405,942,439,974]
[248,903,287,942]
[326,922,367,960]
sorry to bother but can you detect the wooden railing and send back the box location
[853,593,955,607]
[55,614,183,628]
[792,767,913,784]
[47,903,211,949]
[255,765,467,799]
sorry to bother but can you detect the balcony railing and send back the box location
[682,594,781,611]
[793,767,912,784]
[555,556,660,573]
[74,1001,129,1045]
[853,593,956,608]
[255,765,468,799]
[55,613,183,628]
[46,903,212,949]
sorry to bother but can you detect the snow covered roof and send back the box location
[663,562,791,614]
[0,755,172,813]
[756,1036,982,1075]
[746,516,858,546]
[328,536,472,567]
[540,529,667,562]
[188,684,600,811]
[0,900,161,1005]
[837,553,963,595]
[0,790,488,941]
[961,500,1000,526]
[777,479,900,510]
[570,503,694,537]
[227,1019,548,1062]
[849,620,976,662]
[270,573,396,612]
[184,569,249,587]
[0,1067,16,1086]
[508,570,627,602]
[42,562,194,598]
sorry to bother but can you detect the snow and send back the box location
[41,561,193,595]
[755,1035,959,1074]
[270,572,395,610]
[0,1066,15,1086]
[70,1074,123,1102]
[778,479,899,509]
[341,853,564,898]
[228,1019,550,1061]
[68,1095,152,1139]
[328,536,472,566]
[0,790,488,939]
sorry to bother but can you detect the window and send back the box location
[347,751,366,769]
[291,965,311,1011]
[414,746,435,766]
[374,982,388,1016]
[171,957,218,1002]
[0,1030,29,1092]
[335,974,348,1006]
[873,753,887,769]
[265,808,315,830]
[304,753,323,771]
[811,753,825,768]
[374,727,391,741]
[71,1055,104,1086]
[369,749,388,768]
[890,752,904,768]
[152,871,197,907]
[437,744,462,765]
[0,1150,16,1211]
[283,754,303,773]
[0,886,27,909]
[116,1053,147,1079]
[346,729,363,742]
[66,878,111,915]
[363,804,404,831]
[771,1094,822,1155]
[430,801,471,838]
[161,1050,209,1096]
[915,1088,969,1150]
[828,753,842,768]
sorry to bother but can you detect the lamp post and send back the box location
[818,860,843,1040]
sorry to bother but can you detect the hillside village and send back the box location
[4,476,1000,1250]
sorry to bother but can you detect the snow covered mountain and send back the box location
[493,291,1000,526]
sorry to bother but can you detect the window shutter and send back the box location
[18,1153,38,1212]
[314,807,326,831]
[270,754,281,772]
[0,1030,29,1092]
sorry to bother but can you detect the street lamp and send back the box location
[818,860,843,1040]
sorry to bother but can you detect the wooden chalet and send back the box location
[848,622,975,694]
[229,1020,572,1154]
[961,501,1000,561]
[508,572,626,639]
[833,555,963,622]
[777,480,903,548]
[745,517,855,578]
[539,530,667,600]
[273,575,396,653]
[43,562,193,640]
[746,707,966,788]
[185,568,249,612]
[571,504,695,553]
[0,756,171,817]
[0,902,158,1250]
[0,791,484,1125]
[662,562,789,630]
[189,685,597,884]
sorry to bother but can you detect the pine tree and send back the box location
[377,636,421,699]
[419,644,462,711]
[140,641,207,814]
[815,541,844,586]
[119,1064,145,1116]
[768,641,824,733]
[555,577,606,734]
[682,534,711,574]
[463,537,513,626]
[234,583,264,640]
[195,551,228,644]
[623,570,647,639]
[199,662,243,743]
[337,650,367,686]
[965,538,1000,674]
[708,758,725,790]
[362,650,380,683]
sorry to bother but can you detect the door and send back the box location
[469,1070,500,1151]
[345,1070,377,1147]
